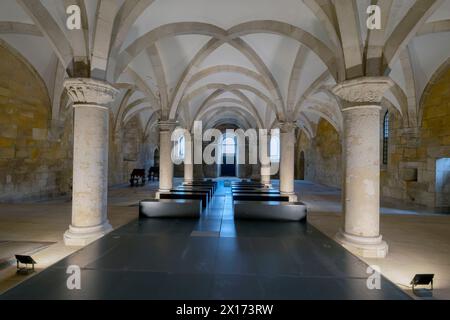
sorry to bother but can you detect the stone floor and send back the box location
[1,180,410,300]
[0,184,147,294]
[0,179,448,299]
[295,181,450,300]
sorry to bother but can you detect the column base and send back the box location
[335,230,388,258]
[281,192,298,202]
[64,221,113,247]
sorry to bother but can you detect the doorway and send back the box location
[221,135,236,177]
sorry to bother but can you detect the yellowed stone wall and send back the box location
[0,44,156,201]
[297,119,342,188]
[382,67,450,211]
[0,44,73,202]
[109,116,154,185]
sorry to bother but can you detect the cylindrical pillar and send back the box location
[279,122,297,201]
[332,77,392,258]
[260,131,271,186]
[158,121,177,192]
[184,131,194,183]
[63,78,118,246]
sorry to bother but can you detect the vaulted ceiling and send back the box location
[1,0,450,139]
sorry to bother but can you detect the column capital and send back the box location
[158,120,178,132]
[278,121,296,133]
[64,78,119,106]
[332,77,394,107]
[259,129,271,138]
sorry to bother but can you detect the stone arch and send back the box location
[418,58,450,126]
[114,22,228,79]
[186,86,264,128]
[179,83,275,121]
[197,105,261,131]
[203,110,254,131]
[383,0,443,72]
[191,98,263,129]
[16,0,74,69]
[187,65,272,93]
[227,20,340,80]
[168,36,285,121]
[0,39,69,202]
[0,39,51,116]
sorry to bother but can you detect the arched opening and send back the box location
[383,111,389,165]
[270,134,280,163]
[221,134,237,177]
[153,148,160,167]
[176,135,185,161]
[299,151,305,180]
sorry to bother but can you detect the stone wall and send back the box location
[297,119,342,188]
[382,67,450,211]
[0,44,73,202]
[0,44,157,202]
[109,116,155,185]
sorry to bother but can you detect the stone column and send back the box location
[158,120,177,193]
[332,77,393,258]
[63,78,118,246]
[279,122,297,201]
[260,130,271,186]
[184,131,194,183]
[193,129,204,179]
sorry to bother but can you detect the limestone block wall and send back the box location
[0,45,73,202]
[109,117,154,185]
[0,44,157,202]
[297,120,342,188]
[382,67,450,211]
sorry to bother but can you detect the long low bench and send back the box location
[232,193,289,202]
[232,186,266,190]
[172,188,213,200]
[232,190,280,195]
[234,201,307,222]
[183,185,216,195]
[232,186,270,189]
[140,199,202,218]
[175,185,214,194]
[159,192,209,208]
[231,186,278,190]
[184,182,217,192]
[232,182,265,186]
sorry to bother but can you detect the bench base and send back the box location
[140,199,202,218]
[234,201,307,222]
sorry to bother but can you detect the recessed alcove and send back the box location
[436,158,450,211]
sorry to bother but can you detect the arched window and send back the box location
[222,136,236,155]
[383,111,389,165]
[177,135,185,160]
[270,134,280,162]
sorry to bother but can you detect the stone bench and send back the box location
[159,192,209,208]
[232,182,265,185]
[232,193,289,202]
[234,201,307,222]
[231,184,266,188]
[232,190,280,195]
[139,199,202,218]
[171,188,213,200]
[179,184,215,195]
[232,187,274,191]
[184,183,217,192]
